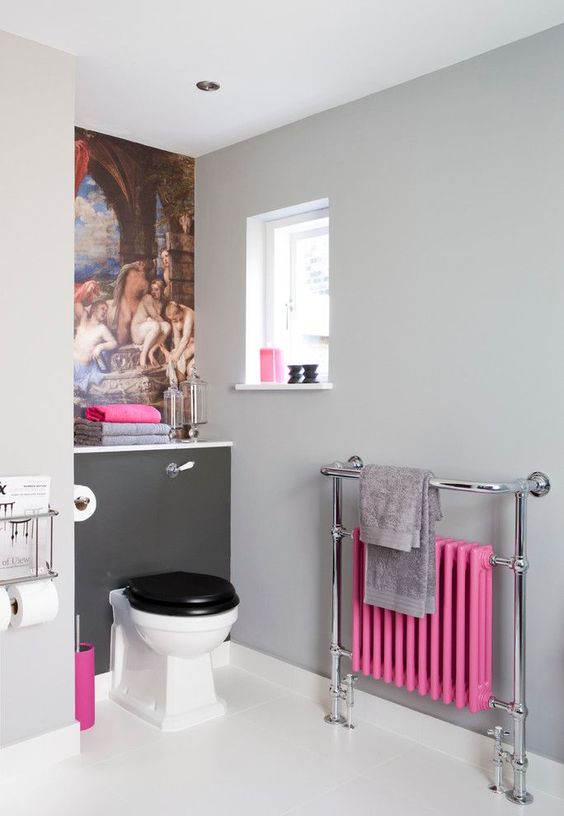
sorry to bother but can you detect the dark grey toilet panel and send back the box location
[74,446,231,674]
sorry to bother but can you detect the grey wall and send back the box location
[196,25,564,763]
[0,32,75,746]
[75,447,231,674]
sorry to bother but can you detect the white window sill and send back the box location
[234,383,333,391]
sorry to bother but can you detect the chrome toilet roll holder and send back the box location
[0,508,59,589]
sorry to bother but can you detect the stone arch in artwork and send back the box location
[75,129,194,306]
[82,135,158,264]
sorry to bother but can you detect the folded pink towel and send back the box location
[85,404,162,423]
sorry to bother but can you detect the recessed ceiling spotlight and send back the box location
[196,80,221,92]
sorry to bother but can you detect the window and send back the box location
[245,199,330,385]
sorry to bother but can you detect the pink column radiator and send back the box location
[352,530,493,713]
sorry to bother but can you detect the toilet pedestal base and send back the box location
[109,651,226,731]
[110,687,226,731]
[109,589,232,731]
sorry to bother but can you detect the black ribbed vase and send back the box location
[302,364,319,384]
[287,365,304,384]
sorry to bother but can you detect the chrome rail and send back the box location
[320,463,550,497]
[0,570,58,589]
[0,508,58,589]
[320,457,550,806]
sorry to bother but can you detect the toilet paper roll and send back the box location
[9,580,59,628]
[74,485,96,522]
[0,587,11,631]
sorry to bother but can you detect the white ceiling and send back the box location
[2,1,564,157]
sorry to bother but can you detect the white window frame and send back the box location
[264,209,329,357]
[245,198,329,385]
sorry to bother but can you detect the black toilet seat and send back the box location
[126,571,239,617]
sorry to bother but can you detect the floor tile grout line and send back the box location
[227,711,364,780]
[355,745,564,808]
[226,669,335,704]
[223,693,295,719]
[220,662,309,700]
[77,712,367,815]
[277,772,372,816]
[232,702,419,777]
[80,698,319,775]
[356,744,494,787]
[354,733,537,797]
[228,674,525,787]
[226,663,446,757]
[240,675,564,802]
[77,740,164,772]
[229,686,422,746]
[78,706,167,767]
[79,683,297,773]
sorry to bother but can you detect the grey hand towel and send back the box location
[74,434,171,447]
[361,465,433,551]
[74,419,171,437]
[362,466,442,618]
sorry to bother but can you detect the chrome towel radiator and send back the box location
[320,456,550,806]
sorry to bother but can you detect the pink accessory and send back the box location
[260,348,284,383]
[352,530,492,713]
[75,643,95,730]
[85,404,161,423]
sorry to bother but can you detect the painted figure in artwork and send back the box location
[74,279,102,328]
[178,213,191,234]
[165,301,195,379]
[131,278,171,367]
[73,300,118,393]
[160,249,171,299]
[112,261,150,346]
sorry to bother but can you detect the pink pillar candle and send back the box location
[260,348,284,383]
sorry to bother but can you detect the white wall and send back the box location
[0,31,75,746]
[197,25,564,763]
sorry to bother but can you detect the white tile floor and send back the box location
[1,665,562,815]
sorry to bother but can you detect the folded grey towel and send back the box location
[361,465,432,551]
[362,466,442,618]
[74,435,171,447]
[74,419,171,437]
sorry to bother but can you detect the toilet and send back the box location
[109,571,239,731]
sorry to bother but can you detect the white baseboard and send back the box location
[95,640,232,702]
[230,642,564,802]
[0,721,80,784]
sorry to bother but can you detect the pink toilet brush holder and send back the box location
[75,643,95,730]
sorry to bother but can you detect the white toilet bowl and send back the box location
[109,571,239,731]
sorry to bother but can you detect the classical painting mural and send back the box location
[74,129,195,413]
